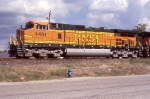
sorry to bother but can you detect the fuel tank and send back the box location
[65,48,111,57]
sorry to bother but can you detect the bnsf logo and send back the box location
[74,34,99,42]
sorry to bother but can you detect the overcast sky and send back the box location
[0,0,150,51]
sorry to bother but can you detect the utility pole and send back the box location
[46,10,51,24]
[49,10,51,24]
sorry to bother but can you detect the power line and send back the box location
[0,27,15,30]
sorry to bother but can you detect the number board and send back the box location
[35,32,46,36]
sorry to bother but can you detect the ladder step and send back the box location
[17,48,22,49]
[17,52,23,54]
[17,49,23,51]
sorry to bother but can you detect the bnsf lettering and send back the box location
[35,32,46,36]
[74,34,99,42]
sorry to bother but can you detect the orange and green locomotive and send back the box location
[8,20,141,58]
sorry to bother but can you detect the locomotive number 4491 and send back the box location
[35,32,46,36]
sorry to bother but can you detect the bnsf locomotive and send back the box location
[8,20,150,58]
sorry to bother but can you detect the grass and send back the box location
[0,67,19,82]
[94,68,127,76]
[129,58,150,65]
[0,65,70,82]
[50,69,67,78]
[0,58,150,82]
[22,71,44,81]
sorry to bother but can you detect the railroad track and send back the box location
[0,57,122,67]
[0,57,145,60]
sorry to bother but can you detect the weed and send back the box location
[109,69,124,76]
[0,66,19,82]
[141,60,150,65]
[65,64,73,68]
[95,72,106,76]
[129,58,150,65]
[50,69,67,78]
[75,73,90,77]
[22,71,44,81]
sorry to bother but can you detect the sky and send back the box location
[0,0,150,51]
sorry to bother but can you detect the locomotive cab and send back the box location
[8,21,50,58]
[16,21,50,44]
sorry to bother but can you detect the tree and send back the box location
[133,23,147,46]
[134,23,147,33]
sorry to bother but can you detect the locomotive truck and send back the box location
[8,20,150,59]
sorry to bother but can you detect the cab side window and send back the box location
[40,25,42,29]
[36,24,48,30]
[46,26,48,30]
[43,26,45,30]
[36,24,38,29]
